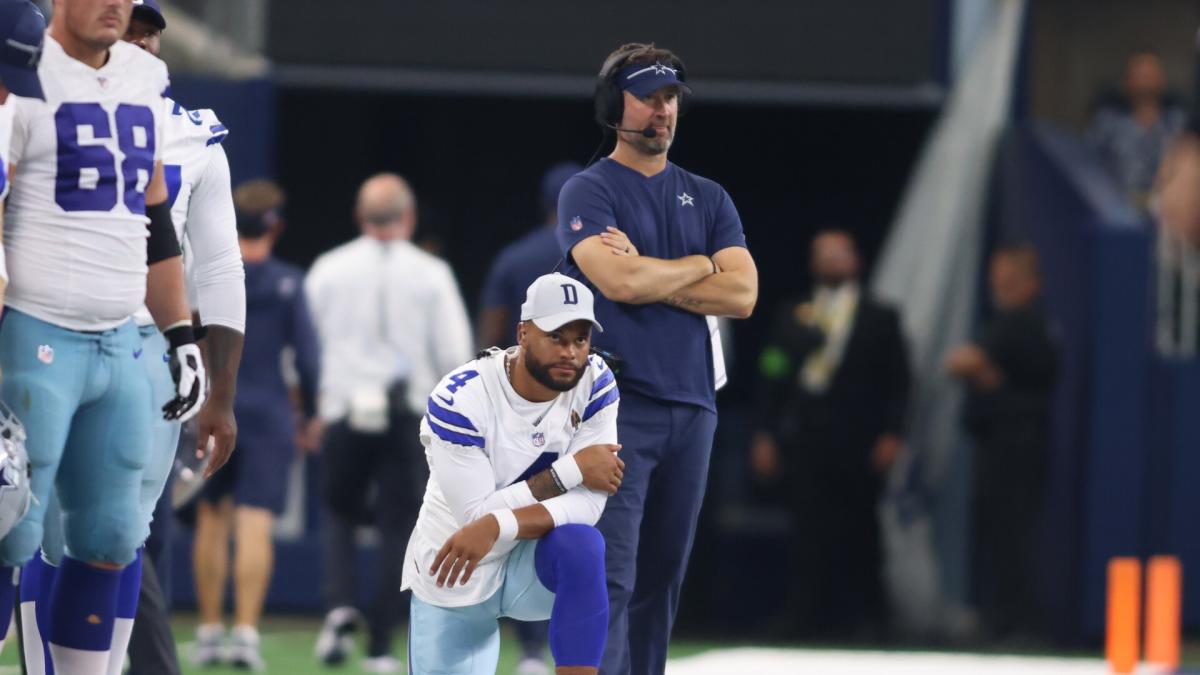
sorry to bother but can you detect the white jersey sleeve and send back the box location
[183,144,244,332]
[0,101,15,202]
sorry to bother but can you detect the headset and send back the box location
[587,46,689,163]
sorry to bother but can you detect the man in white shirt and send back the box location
[306,172,472,673]
[404,273,621,675]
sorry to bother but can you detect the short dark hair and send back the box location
[233,179,285,216]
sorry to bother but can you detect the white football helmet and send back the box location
[0,402,31,540]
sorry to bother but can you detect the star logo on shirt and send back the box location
[677,192,694,207]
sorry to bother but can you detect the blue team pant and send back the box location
[408,539,555,675]
[596,391,717,675]
[135,325,181,527]
[0,309,153,566]
[38,325,178,565]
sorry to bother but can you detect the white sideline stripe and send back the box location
[664,648,1110,675]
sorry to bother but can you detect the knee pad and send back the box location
[62,510,145,566]
[0,517,44,568]
[534,524,608,668]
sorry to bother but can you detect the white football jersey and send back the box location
[4,36,168,331]
[132,98,238,328]
[0,101,14,202]
[402,348,619,607]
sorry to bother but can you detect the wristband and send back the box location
[490,509,519,543]
[553,453,584,491]
[163,323,196,349]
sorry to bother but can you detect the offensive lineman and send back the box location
[0,1,206,673]
[403,273,622,675]
[0,0,47,654]
[17,2,245,673]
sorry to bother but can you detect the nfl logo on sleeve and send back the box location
[531,432,546,448]
[570,216,583,232]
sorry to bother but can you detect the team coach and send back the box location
[556,42,759,674]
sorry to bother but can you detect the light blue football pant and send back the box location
[408,540,555,675]
[0,310,152,566]
[39,324,179,565]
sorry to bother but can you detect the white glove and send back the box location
[162,326,208,422]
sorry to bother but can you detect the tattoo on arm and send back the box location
[527,469,567,501]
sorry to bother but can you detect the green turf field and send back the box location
[2,615,1197,674]
[0,615,711,674]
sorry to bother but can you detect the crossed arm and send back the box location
[571,228,758,318]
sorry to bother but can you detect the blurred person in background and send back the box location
[190,179,320,670]
[557,42,758,674]
[477,161,582,674]
[1087,51,1186,210]
[478,161,582,350]
[750,229,910,639]
[306,173,473,673]
[946,243,1058,643]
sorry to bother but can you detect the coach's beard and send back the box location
[631,133,672,156]
[524,354,587,393]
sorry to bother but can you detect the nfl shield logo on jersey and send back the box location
[531,432,546,448]
[36,345,53,365]
[570,216,583,232]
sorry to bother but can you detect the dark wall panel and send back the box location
[269,1,938,86]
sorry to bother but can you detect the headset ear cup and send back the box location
[593,78,611,127]
[606,84,624,125]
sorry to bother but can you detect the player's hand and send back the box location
[196,396,236,478]
[431,515,500,588]
[750,432,780,480]
[600,226,639,257]
[162,326,208,422]
[574,443,623,495]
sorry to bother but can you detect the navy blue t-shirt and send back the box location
[237,256,321,447]
[557,158,746,411]
[479,225,563,345]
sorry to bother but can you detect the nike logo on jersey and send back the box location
[133,348,143,359]
[435,393,454,406]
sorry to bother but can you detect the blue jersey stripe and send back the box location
[426,415,485,448]
[590,369,615,399]
[583,387,619,422]
[426,397,478,432]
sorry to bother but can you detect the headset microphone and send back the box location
[607,124,658,138]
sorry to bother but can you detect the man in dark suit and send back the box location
[752,229,911,638]
[947,243,1058,641]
